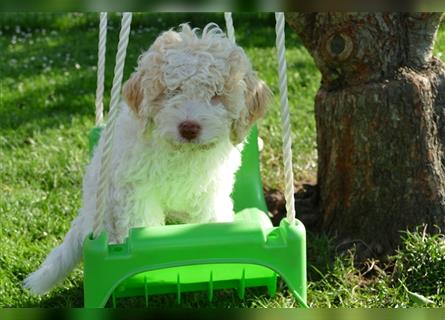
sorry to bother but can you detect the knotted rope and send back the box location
[275,12,296,224]
[95,12,107,126]
[224,12,236,43]
[93,12,132,238]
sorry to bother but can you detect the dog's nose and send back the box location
[178,121,201,141]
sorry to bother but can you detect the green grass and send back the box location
[0,13,444,308]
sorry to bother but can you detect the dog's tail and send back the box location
[23,215,87,295]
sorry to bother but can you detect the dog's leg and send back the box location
[23,214,89,295]
[207,198,235,223]
[130,195,166,228]
[190,194,235,223]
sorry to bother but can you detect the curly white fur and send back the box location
[23,23,271,295]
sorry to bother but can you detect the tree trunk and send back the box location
[286,13,445,254]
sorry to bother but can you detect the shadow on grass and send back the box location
[15,282,292,308]
[306,231,337,282]
[1,73,96,133]
[15,286,84,308]
[1,29,114,136]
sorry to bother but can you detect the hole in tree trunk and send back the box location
[330,34,346,54]
[326,33,353,61]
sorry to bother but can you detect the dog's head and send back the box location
[123,23,272,147]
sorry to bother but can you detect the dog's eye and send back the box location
[211,95,222,105]
[166,88,181,98]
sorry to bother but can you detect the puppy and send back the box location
[23,23,271,295]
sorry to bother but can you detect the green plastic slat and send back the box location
[176,273,181,305]
[208,271,214,302]
[144,275,148,307]
[111,292,116,308]
[267,273,277,297]
[239,268,246,299]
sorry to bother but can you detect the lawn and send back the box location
[0,12,444,308]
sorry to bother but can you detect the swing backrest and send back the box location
[231,126,268,212]
[88,126,268,214]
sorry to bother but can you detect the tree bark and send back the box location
[286,13,445,254]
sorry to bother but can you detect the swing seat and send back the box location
[83,127,307,307]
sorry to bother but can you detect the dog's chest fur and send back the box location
[127,139,240,212]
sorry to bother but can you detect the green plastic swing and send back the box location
[84,126,306,308]
[83,12,307,308]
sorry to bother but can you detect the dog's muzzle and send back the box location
[178,120,201,141]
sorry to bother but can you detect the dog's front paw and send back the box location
[210,211,235,223]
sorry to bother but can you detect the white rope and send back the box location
[224,12,236,43]
[93,12,132,238]
[275,12,296,224]
[95,12,107,126]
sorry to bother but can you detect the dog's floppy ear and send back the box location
[123,29,183,119]
[123,71,144,117]
[231,71,272,144]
